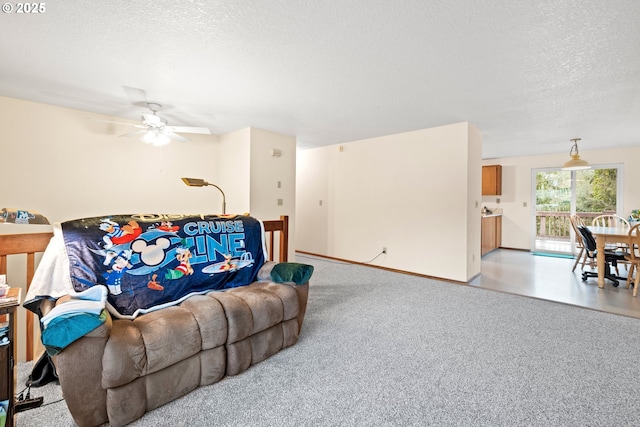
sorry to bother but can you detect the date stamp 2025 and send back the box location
[2,2,46,14]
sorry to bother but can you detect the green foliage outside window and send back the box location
[536,169,617,212]
[535,168,618,239]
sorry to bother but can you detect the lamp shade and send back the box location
[562,157,590,170]
[181,177,208,187]
[561,138,590,170]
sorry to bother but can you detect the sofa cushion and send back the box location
[179,295,228,349]
[106,377,146,427]
[100,282,303,390]
[144,356,201,411]
[250,323,284,365]
[134,306,201,376]
[102,306,202,388]
[226,287,284,334]
[251,282,299,321]
[102,320,146,388]
[207,292,253,344]
[199,347,227,386]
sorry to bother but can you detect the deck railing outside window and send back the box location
[535,211,610,240]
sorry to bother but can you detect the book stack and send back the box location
[0,285,16,304]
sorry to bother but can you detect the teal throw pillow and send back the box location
[270,263,314,285]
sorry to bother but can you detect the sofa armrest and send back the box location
[46,295,112,426]
[48,294,112,338]
[256,262,312,331]
[53,321,111,427]
[257,261,277,281]
[292,282,309,332]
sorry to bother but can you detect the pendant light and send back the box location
[562,138,590,170]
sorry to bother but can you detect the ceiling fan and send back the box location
[114,102,212,146]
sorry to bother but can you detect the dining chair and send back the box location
[625,223,640,296]
[577,225,627,287]
[592,214,630,228]
[592,214,630,274]
[569,214,590,272]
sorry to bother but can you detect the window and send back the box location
[532,165,623,254]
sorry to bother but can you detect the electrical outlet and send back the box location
[382,247,387,254]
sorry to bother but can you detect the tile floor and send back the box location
[470,249,640,319]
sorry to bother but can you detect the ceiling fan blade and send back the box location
[89,118,144,128]
[123,86,148,107]
[167,126,211,135]
[119,129,147,138]
[166,131,190,142]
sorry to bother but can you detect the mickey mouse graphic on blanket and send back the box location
[99,218,142,249]
[164,244,194,280]
[102,250,133,295]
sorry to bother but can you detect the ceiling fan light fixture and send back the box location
[141,129,171,146]
[109,97,211,146]
[562,138,590,170]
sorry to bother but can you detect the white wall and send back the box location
[296,122,482,282]
[482,146,640,250]
[296,147,330,254]
[249,128,297,260]
[467,124,483,277]
[219,128,251,213]
[0,95,221,362]
[0,96,220,222]
[218,127,297,259]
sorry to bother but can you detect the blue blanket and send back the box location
[59,214,266,318]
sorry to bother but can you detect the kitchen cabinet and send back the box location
[482,165,502,195]
[481,214,502,256]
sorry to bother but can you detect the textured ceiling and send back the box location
[1,0,639,158]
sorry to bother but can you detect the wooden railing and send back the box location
[0,215,289,361]
[535,211,612,240]
[0,232,52,361]
[263,215,289,262]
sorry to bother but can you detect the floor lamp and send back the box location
[181,177,226,214]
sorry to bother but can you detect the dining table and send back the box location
[587,225,631,288]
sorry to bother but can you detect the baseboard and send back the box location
[295,250,469,285]
[498,246,530,252]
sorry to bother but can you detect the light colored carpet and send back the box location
[16,254,640,426]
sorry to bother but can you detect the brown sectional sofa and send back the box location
[50,268,309,427]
